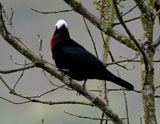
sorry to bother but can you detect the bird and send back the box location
[50,19,134,90]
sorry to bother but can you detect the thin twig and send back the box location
[121,2,140,17]
[0,96,30,104]
[119,53,139,67]
[13,61,27,90]
[105,58,160,66]
[117,70,130,124]
[0,75,13,91]
[0,64,35,74]
[31,8,73,14]
[122,90,130,124]
[42,70,72,90]
[38,34,43,58]
[90,88,142,94]
[13,67,25,90]
[82,16,99,58]
[0,75,94,106]
[28,85,65,98]
[108,51,134,70]
[112,16,140,27]
[2,6,21,40]
[100,113,106,124]
[9,8,13,25]
[10,55,32,65]
[11,91,94,106]
[64,111,110,121]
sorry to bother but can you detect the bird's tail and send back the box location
[104,70,134,90]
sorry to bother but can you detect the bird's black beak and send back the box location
[54,26,58,35]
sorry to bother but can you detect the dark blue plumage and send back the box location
[51,20,134,90]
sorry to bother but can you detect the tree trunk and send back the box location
[141,53,157,124]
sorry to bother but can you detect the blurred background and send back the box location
[0,0,160,124]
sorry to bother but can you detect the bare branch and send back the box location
[11,93,94,106]
[122,90,130,124]
[105,59,139,66]
[122,2,140,17]
[107,51,135,70]
[37,34,43,58]
[29,85,66,98]
[9,8,13,24]
[0,75,93,106]
[0,96,30,104]
[42,70,72,91]
[13,65,25,90]
[0,64,35,74]
[112,16,140,27]
[105,58,160,66]
[117,70,130,124]
[2,6,21,40]
[31,8,73,14]
[0,94,94,106]
[0,75,13,91]
[82,16,99,58]
[10,55,32,65]
[64,111,111,121]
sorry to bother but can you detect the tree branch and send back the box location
[64,111,122,121]
[82,16,99,58]
[0,75,94,106]
[63,0,138,51]
[112,0,149,75]
[0,64,35,74]
[112,16,140,27]
[31,8,73,14]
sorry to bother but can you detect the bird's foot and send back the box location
[76,79,87,96]
[82,79,87,90]
[82,83,86,90]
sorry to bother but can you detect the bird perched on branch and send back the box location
[50,20,134,90]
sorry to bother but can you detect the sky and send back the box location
[0,0,160,124]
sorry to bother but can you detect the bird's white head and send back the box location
[55,20,68,30]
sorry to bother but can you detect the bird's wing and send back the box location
[62,47,104,70]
